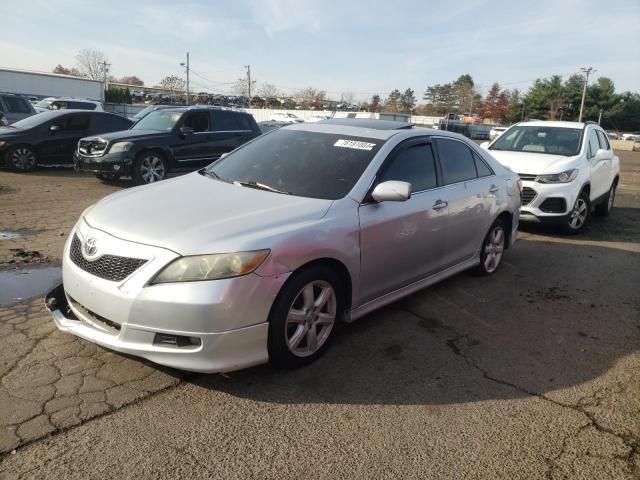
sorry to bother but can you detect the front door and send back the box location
[39,113,91,164]
[171,111,218,169]
[358,140,448,304]
[588,129,611,199]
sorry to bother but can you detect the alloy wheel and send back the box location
[11,147,36,170]
[285,280,337,357]
[483,226,505,273]
[569,198,588,229]
[140,155,165,183]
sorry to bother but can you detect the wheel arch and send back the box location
[495,210,514,249]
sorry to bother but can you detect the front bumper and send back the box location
[44,221,289,372]
[519,180,578,224]
[74,150,134,176]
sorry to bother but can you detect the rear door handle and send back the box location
[432,200,448,210]
[489,184,500,194]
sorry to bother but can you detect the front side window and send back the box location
[379,143,437,192]
[208,130,383,200]
[436,138,477,184]
[491,126,582,156]
[2,96,31,114]
[65,114,90,131]
[596,130,610,150]
[131,110,183,131]
[183,112,210,132]
[587,130,600,159]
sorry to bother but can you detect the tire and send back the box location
[475,219,506,276]
[594,182,616,217]
[132,151,167,185]
[562,190,591,235]
[268,265,345,369]
[7,145,37,172]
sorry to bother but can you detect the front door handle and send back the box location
[432,200,448,210]
[489,184,500,194]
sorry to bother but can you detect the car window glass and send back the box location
[596,130,610,150]
[473,151,493,177]
[183,112,210,132]
[437,138,478,184]
[379,143,437,192]
[65,114,90,131]
[587,130,599,158]
[2,96,32,114]
[212,112,251,131]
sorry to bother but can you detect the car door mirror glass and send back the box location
[371,181,411,203]
[180,126,194,136]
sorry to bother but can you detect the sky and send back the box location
[2,0,639,102]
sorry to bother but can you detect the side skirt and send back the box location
[348,257,480,322]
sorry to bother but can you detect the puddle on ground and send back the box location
[0,266,61,307]
[0,231,23,240]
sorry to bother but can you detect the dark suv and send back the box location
[75,107,261,184]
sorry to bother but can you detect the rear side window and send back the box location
[68,101,96,110]
[65,114,90,131]
[436,138,478,184]
[596,130,610,150]
[2,96,31,114]
[213,111,253,131]
[473,152,494,177]
[379,143,437,192]
[93,114,132,132]
[183,112,210,132]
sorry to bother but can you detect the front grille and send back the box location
[539,197,567,213]
[69,234,147,282]
[78,138,108,157]
[521,187,537,206]
[518,173,538,181]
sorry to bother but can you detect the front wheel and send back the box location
[562,190,590,234]
[132,152,167,185]
[268,266,345,368]
[7,145,37,171]
[475,219,506,276]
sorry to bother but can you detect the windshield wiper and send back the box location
[233,180,291,195]
[199,169,229,183]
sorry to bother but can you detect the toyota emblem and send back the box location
[84,237,98,257]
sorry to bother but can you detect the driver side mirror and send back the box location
[49,124,62,133]
[179,126,194,136]
[480,141,490,149]
[371,181,411,203]
[594,148,610,161]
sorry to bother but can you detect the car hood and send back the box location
[488,150,580,174]
[84,129,166,142]
[84,173,334,255]
[0,126,26,139]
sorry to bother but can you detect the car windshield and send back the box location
[131,110,183,131]
[207,129,383,200]
[132,106,155,120]
[491,126,582,156]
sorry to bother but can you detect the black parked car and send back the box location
[0,110,133,171]
[74,106,261,184]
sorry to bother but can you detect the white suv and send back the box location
[482,121,620,234]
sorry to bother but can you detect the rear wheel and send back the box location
[132,151,166,185]
[268,266,344,368]
[7,145,37,171]
[562,190,590,234]
[475,219,506,276]
[594,182,616,217]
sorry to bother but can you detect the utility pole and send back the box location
[101,61,111,101]
[180,53,190,105]
[598,109,602,125]
[578,67,594,123]
[245,65,251,107]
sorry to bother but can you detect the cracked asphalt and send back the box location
[1,152,639,479]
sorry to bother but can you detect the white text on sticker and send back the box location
[334,139,376,151]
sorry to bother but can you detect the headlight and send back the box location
[108,142,134,153]
[537,169,578,184]
[151,250,270,284]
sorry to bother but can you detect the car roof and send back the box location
[285,119,415,140]
[517,120,586,129]
[320,118,414,130]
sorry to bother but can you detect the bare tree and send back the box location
[160,75,186,93]
[341,91,356,105]
[258,82,279,98]
[119,75,144,86]
[232,77,257,98]
[52,64,83,77]
[75,49,109,80]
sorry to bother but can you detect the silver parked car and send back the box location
[46,119,521,372]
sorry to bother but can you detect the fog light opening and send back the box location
[153,333,201,348]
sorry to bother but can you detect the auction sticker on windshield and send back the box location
[334,139,376,151]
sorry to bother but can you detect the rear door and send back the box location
[209,111,257,160]
[434,137,491,268]
[358,139,448,303]
[39,113,92,164]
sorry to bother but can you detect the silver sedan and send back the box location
[46,119,521,372]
